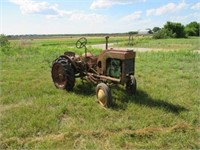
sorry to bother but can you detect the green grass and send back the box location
[0,37,200,149]
[10,36,126,48]
[117,36,199,50]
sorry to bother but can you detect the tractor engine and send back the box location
[97,49,136,84]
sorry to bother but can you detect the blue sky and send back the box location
[1,0,200,35]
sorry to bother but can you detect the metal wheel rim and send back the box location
[97,89,107,106]
[52,63,67,88]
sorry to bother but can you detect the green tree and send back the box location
[164,21,186,38]
[152,27,161,33]
[185,21,199,36]
[153,21,186,39]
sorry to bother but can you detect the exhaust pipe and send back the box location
[105,36,109,49]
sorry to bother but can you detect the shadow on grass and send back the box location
[112,86,188,114]
[72,83,188,114]
[73,82,95,96]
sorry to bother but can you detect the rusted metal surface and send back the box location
[52,36,136,88]
[51,36,137,107]
[85,56,98,69]
[96,49,136,84]
[52,62,67,89]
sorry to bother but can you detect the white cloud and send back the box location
[47,11,106,24]
[10,0,60,15]
[121,11,142,22]
[10,0,106,24]
[146,1,187,16]
[90,0,146,9]
[191,2,200,10]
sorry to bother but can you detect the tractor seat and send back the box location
[64,51,80,61]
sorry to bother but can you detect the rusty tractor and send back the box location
[51,36,136,107]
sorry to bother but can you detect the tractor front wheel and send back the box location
[96,83,112,108]
[51,57,75,91]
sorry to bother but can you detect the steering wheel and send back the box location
[76,37,87,49]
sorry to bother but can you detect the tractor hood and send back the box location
[98,49,135,61]
[97,49,136,82]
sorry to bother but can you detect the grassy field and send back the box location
[117,36,199,50]
[0,36,200,149]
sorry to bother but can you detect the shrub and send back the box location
[153,28,175,39]
[164,21,186,38]
[153,21,186,39]
[0,34,10,52]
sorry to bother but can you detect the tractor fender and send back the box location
[59,55,78,72]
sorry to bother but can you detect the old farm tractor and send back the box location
[51,36,136,107]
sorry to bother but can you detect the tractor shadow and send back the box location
[73,82,188,114]
[111,86,188,114]
[73,81,95,96]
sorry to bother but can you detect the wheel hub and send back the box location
[52,63,67,88]
[97,89,106,105]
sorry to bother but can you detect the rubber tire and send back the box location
[96,83,112,108]
[126,76,136,95]
[51,57,75,91]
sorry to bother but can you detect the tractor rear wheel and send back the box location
[126,76,136,95]
[96,83,112,107]
[51,57,75,91]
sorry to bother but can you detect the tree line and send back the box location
[152,21,199,39]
